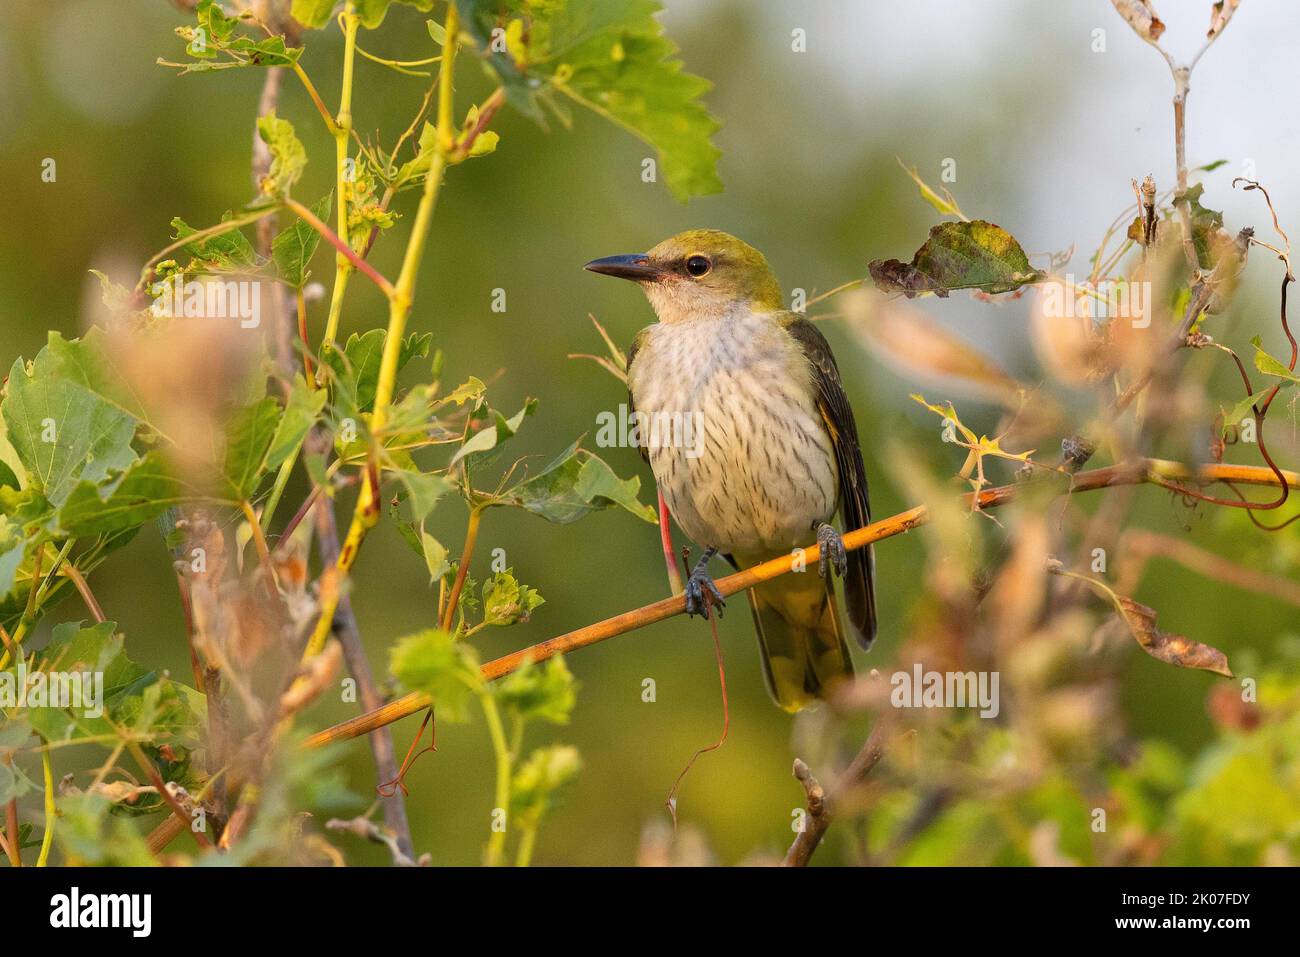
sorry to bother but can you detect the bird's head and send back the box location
[584,229,783,323]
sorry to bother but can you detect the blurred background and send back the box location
[2,0,1298,865]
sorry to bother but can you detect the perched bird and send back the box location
[585,230,876,711]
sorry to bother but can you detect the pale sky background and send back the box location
[663,0,1300,250]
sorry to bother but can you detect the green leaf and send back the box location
[559,24,721,200]
[455,0,721,200]
[2,354,138,507]
[386,456,453,523]
[170,213,259,271]
[355,0,393,28]
[449,399,537,469]
[57,452,184,538]
[291,0,339,29]
[481,568,544,626]
[194,0,239,45]
[357,0,436,29]
[0,517,26,601]
[222,398,282,500]
[389,628,483,722]
[440,377,487,407]
[1219,388,1273,434]
[395,122,440,184]
[509,744,582,824]
[273,192,333,286]
[256,111,307,196]
[420,528,449,581]
[165,1,303,74]
[497,656,577,724]
[0,758,36,804]
[898,161,963,218]
[54,792,157,866]
[1250,336,1300,385]
[24,620,202,750]
[324,329,433,414]
[869,220,1045,298]
[266,380,327,474]
[497,443,655,523]
[42,331,154,430]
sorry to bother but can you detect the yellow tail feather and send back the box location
[739,558,855,712]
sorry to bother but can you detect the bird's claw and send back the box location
[685,566,725,618]
[815,523,848,579]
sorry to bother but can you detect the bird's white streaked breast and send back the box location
[628,310,837,554]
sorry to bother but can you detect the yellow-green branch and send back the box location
[302,3,461,659]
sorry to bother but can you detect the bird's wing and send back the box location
[625,326,651,464]
[781,314,877,648]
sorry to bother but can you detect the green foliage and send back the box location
[2,352,138,507]
[1250,335,1300,385]
[54,793,158,866]
[481,568,544,626]
[256,112,308,196]
[293,0,435,31]
[497,656,578,724]
[0,0,704,869]
[493,443,657,523]
[57,453,184,538]
[290,0,339,29]
[1182,182,1228,270]
[171,214,259,271]
[509,744,582,827]
[1162,669,1300,865]
[221,398,283,501]
[273,193,333,286]
[323,328,433,414]
[455,0,721,200]
[869,220,1045,297]
[390,628,484,721]
[163,0,303,74]
[23,620,202,750]
[449,398,538,470]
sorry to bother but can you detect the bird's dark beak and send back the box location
[583,253,663,281]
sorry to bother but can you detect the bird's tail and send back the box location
[735,553,855,712]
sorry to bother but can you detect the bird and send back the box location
[585,229,876,711]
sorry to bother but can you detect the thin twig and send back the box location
[59,563,105,624]
[311,445,416,862]
[283,196,396,299]
[783,713,894,867]
[1116,528,1300,608]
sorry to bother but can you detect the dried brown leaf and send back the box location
[1116,596,1232,677]
[1111,0,1166,42]
[841,290,1023,404]
[278,638,343,718]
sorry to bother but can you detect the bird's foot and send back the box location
[815,522,848,579]
[684,547,725,618]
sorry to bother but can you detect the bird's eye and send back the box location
[685,255,712,278]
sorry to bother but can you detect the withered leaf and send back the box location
[841,290,1023,404]
[1111,0,1165,42]
[868,220,1045,299]
[1207,0,1241,40]
[1117,596,1232,677]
